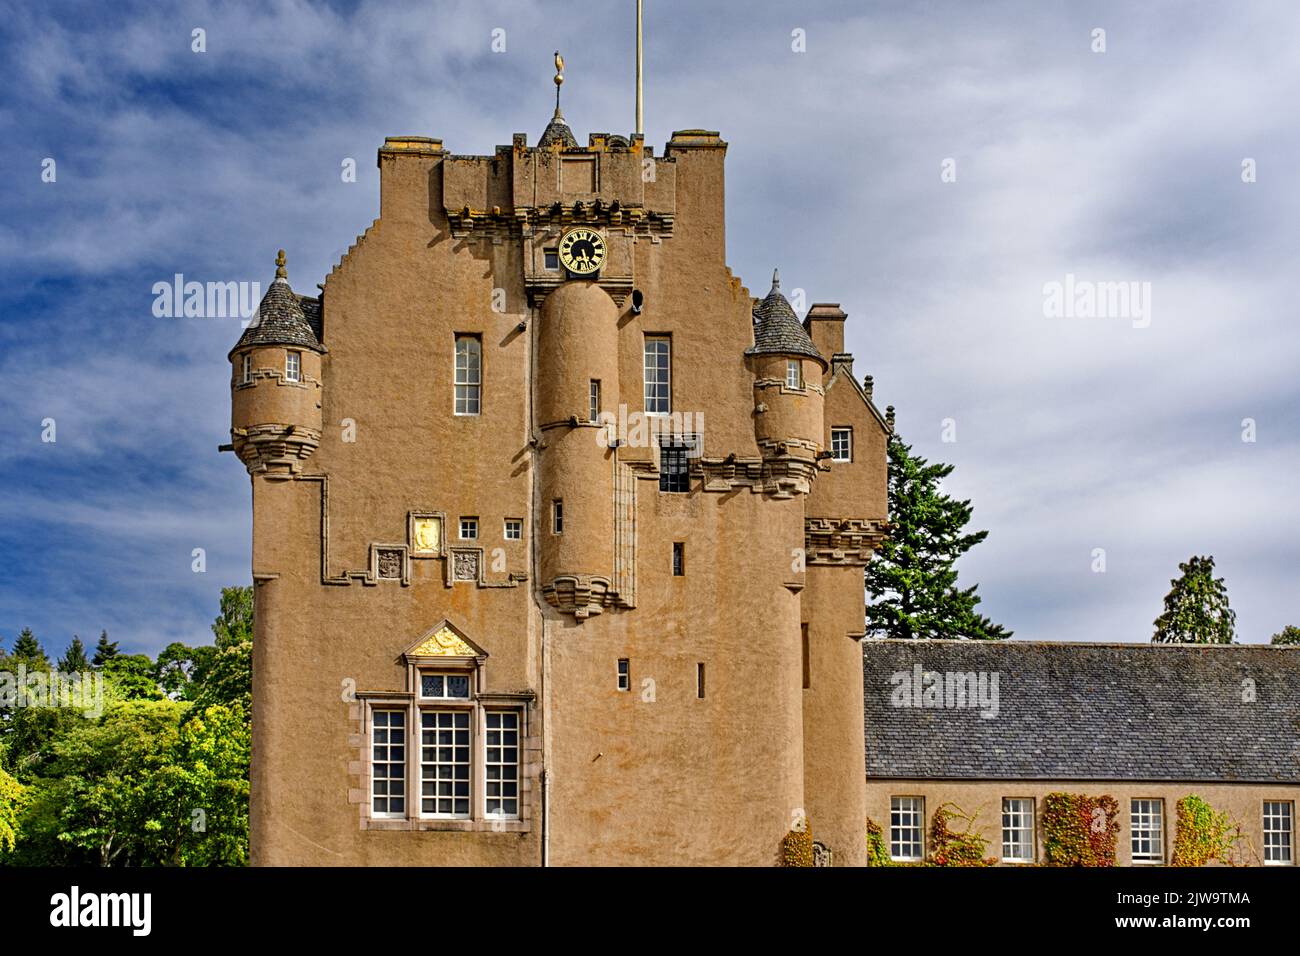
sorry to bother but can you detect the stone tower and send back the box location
[226,82,889,866]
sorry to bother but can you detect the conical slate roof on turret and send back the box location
[539,113,578,149]
[230,251,325,357]
[746,270,826,364]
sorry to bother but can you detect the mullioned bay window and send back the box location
[356,621,533,832]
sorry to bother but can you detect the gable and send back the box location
[403,620,488,660]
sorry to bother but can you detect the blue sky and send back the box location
[1,0,1296,658]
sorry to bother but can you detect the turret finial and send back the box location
[275,249,287,280]
[553,51,565,119]
[771,268,780,291]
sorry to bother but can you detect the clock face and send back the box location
[558,228,606,276]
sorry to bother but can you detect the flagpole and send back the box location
[635,0,644,136]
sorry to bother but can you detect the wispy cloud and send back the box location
[1,0,1296,655]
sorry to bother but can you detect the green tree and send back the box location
[155,642,202,699]
[0,707,90,779]
[19,700,184,866]
[149,704,251,865]
[211,587,253,649]
[1151,555,1236,644]
[192,587,253,709]
[101,655,163,701]
[865,435,1010,640]
[91,631,119,667]
[58,636,91,673]
[0,765,24,853]
[1270,625,1300,646]
[10,629,47,667]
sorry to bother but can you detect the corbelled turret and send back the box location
[745,270,827,496]
[228,250,326,478]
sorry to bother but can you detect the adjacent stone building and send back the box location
[863,640,1300,866]
[226,100,890,864]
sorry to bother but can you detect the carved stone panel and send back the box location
[377,548,404,579]
[452,550,480,583]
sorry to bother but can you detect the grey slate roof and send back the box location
[231,276,324,356]
[863,640,1300,783]
[746,271,826,363]
[298,294,323,342]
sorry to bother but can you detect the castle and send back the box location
[225,65,889,865]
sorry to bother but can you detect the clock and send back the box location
[558,228,606,276]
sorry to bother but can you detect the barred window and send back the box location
[644,336,670,414]
[285,350,301,383]
[1131,799,1164,863]
[420,710,471,818]
[371,710,406,817]
[485,711,520,818]
[659,435,691,493]
[454,335,481,415]
[890,796,923,861]
[1264,801,1294,864]
[831,427,852,462]
[1002,798,1035,863]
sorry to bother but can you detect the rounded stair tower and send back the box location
[535,280,620,618]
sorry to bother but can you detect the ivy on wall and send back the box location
[1171,795,1247,866]
[865,816,892,867]
[780,820,814,867]
[1042,792,1119,866]
[928,802,996,866]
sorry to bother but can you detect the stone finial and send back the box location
[885,404,896,432]
[863,374,874,400]
[275,249,287,280]
[771,268,780,291]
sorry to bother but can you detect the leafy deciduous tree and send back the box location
[1270,625,1300,646]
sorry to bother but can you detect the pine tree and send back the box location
[865,435,1010,640]
[1151,555,1235,644]
[1269,625,1299,646]
[57,635,91,673]
[10,628,47,666]
[91,631,119,667]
